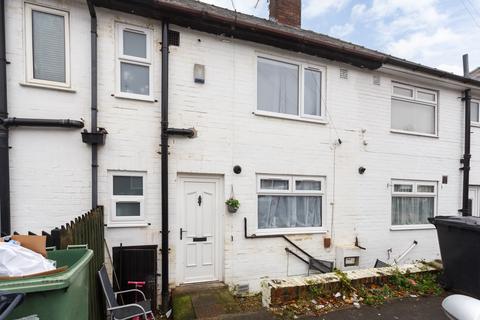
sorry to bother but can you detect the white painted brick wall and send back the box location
[5,0,480,295]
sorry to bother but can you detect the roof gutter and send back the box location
[94,0,480,87]
[384,56,480,87]
[93,0,383,69]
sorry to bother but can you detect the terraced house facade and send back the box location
[1,0,480,305]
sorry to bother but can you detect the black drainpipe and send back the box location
[160,21,195,312]
[86,0,99,208]
[0,0,10,235]
[461,88,472,216]
[461,54,472,216]
[161,20,170,312]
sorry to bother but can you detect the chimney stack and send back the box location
[269,0,301,28]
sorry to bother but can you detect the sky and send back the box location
[199,0,480,75]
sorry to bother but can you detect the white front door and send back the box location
[178,176,222,284]
[469,186,480,217]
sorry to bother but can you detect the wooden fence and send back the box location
[16,207,105,320]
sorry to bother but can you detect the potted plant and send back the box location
[225,198,240,213]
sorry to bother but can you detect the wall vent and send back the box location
[168,30,180,46]
[340,68,349,79]
[373,75,381,85]
[236,284,249,295]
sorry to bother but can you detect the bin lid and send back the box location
[429,215,480,231]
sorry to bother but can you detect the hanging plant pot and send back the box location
[225,198,240,214]
[227,205,238,213]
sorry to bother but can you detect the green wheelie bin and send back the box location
[0,247,93,320]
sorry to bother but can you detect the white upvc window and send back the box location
[116,23,153,100]
[256,55,326,122]
[391,179,437,229]
[256,175,326,234]
[471,100,480,126]
[25,3,70,88]
[110,171,146,224]
[391,83,438,137]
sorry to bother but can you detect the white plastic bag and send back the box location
[0,242,55,277]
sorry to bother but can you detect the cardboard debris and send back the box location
[11,235,47,257]
[0,266,68,280]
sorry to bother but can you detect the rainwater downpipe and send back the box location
[87,0,98,208]
[0,0,10,235]
[461,54,472,216]
[161,20,170,313]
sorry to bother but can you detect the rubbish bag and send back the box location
[0,243,55,277]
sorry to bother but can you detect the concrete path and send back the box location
[302,296,448,320]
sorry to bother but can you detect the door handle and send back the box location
[180,228,187,240]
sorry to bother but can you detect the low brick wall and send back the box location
[261,262,441,307]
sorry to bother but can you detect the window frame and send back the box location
[390,82,438,137]
[256,174,327,235]
[390,179,437,230]
[24,3,71,88]
[109,171,146,225]
[471,99,480,127]
[255,54,327,123]
[115,23,154,101]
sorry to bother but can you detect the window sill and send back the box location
[19,82,76,93]
[472,122,480,128]
[107,222,150,228]
[390,129,438,139]
[254,228,327,236]
[113,93,156,102]
[253,110,328,124]
[390,225,435,231]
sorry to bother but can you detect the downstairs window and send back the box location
[391,180,437,228]
[257,175,325,233]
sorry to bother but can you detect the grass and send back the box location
[172,295,195,320]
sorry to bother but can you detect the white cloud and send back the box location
[386,28,462,60]
[329,23,354,38]
[437,64,464,75]
[302,0,350,19]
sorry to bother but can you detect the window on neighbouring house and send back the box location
[391,180,437,227]
[391,83,438,136]
[257,56,325,120]
[117,24,152,99]
[471,100,480,124]
[110,172,146,222]
[25,4,70,87]
[257,175,324,233]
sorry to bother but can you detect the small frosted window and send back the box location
[123,30,146,58]
[393,86,413,98]
[472,102,480,123]
[120,62,149,95]
[116,202,141,217]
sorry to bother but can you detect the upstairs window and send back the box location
[257,56,325,121]
[257,175,325,234]
[391,83,438,136]
[116,24,153,100]
[471,100,480,125]
[25,4,70,87]
[391,180,437,228]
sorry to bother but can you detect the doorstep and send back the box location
[172,282,276,319]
